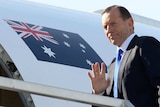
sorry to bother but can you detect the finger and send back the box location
[91,63,95,71]
[91,64,96,75]
[101,62,106,75]
[94,62,100,75]
[88,72,93,80]
[96,62,101,73]
[92,62,100,76]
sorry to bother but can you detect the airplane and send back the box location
[0,0,159,107]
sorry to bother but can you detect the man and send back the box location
[88,5,160,107]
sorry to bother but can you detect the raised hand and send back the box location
[88,62,110,94]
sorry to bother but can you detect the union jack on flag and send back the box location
[5,19,105,70]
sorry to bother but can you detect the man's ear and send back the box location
[128,17,134,27]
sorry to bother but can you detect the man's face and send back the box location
[102,8,133,47]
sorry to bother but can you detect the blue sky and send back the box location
[25,0,160,21]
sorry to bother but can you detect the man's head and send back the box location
[101,5,134,47]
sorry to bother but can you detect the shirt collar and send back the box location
[117,33,135,53]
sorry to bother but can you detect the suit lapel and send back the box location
[118,50,131,93]
[118,35,139,99]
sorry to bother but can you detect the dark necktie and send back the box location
[114,49,123,98]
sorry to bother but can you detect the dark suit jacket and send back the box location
[103,35,160,107]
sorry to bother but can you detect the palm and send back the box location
[88,62,110,94]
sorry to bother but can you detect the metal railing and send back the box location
[0,76,134,107]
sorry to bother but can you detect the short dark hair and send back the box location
[101,5,132,20]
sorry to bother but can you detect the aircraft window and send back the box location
[0,58,35,107]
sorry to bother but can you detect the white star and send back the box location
[63,33,69,39]
[41,45,56,58]
[82,49,86,53]
[79,43,86,49]
[86,59,92,65]
[64,41,70,47]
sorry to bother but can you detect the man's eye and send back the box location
[111,23,116,25]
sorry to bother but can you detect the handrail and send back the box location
[0,76,134,107]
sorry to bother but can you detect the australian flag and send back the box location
[5,19,104,70]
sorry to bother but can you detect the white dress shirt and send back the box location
[114,33,135,98]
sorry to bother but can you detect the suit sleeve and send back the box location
[140,37,160,87]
